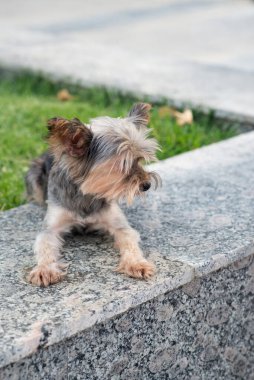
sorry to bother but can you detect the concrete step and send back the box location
[0,132,254,379]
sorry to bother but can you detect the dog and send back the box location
[25,103,161,286]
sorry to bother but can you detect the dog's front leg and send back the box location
[28,205,75,286]
[114,227,155,279]
[97,203,155,279]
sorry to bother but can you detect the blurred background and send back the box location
[0,0,254,210]
[1,0,254,116]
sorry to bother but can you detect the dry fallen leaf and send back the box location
[57,89,73,101]
[173,109,193,126]
[158,106,193,126]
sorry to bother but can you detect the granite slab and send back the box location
[138,131,254,275]
[0,205,193,369]
[1,131,254,368]
[2,254,253,379]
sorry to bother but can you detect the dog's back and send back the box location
[25,152,53,204]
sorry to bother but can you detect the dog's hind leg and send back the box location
[28,204,75,286]
[25,152,53,204]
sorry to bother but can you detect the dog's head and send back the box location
[48,103,161,204]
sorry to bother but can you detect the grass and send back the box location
[0,68,238,211]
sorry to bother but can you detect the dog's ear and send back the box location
[128,103,152,129]
[47,117,93,158]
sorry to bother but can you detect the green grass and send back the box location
[0,68,238,211]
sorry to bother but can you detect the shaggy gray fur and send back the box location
[26,152,109,218]
[48,163,109,217]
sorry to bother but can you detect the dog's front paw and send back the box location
[117,259,155,279]
[28,263,67,287]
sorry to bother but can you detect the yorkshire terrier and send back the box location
[26,103,161,286]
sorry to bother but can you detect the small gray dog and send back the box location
[26,103,160,286]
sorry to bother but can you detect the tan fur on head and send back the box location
[45,104,160,205]
[77,102,161,204]
[80,158,125,201]
[90,103,159,174]
[80,157,161,204]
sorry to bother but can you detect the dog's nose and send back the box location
[140,182,151,192]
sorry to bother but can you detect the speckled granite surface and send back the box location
[1,254,253,380]
[0,205,192,369]
[0,132,254,371]
[144,131,254,275]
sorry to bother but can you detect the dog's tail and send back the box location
[25,152,53,204]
